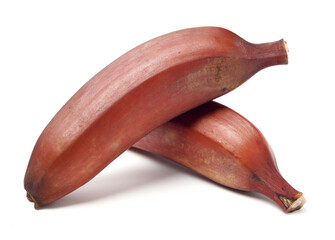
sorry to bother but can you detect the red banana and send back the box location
[24,27,288,208]
[133,102,305,213]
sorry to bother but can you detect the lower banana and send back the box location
[133,101,305,213]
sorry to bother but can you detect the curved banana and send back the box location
[133,101,305,213]
[24,27,288,208]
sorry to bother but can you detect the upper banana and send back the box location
[24,27,288,208]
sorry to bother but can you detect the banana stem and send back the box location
[251,171,305,213]
[280,192,306,213]
[249,39,289,70]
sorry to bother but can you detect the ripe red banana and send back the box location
[24,27,288,208]
[133,101,305,213]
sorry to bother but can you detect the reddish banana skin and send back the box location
[24,27,288,208]
[133,102,305,212]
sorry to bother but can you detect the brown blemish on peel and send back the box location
[251,174,266,185]
[215,65,222,82]
[171,57,240,92]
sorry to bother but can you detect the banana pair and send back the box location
[24,27,304,212]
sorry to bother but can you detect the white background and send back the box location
[1,0,334,239]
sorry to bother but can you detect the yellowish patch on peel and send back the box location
[79,166,96,175]
[184,71,205,90]
[172,56,243,94]
[54,141,63,154]
[195,148,248,189]
[162,131,177,147]
[204,57,243,90]
[198,148,218,165]
[110,140,121,151]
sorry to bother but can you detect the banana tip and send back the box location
[281,39,289,64]
[283,39,289,54]
[286,193,306,213]
[26,192,40,209]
